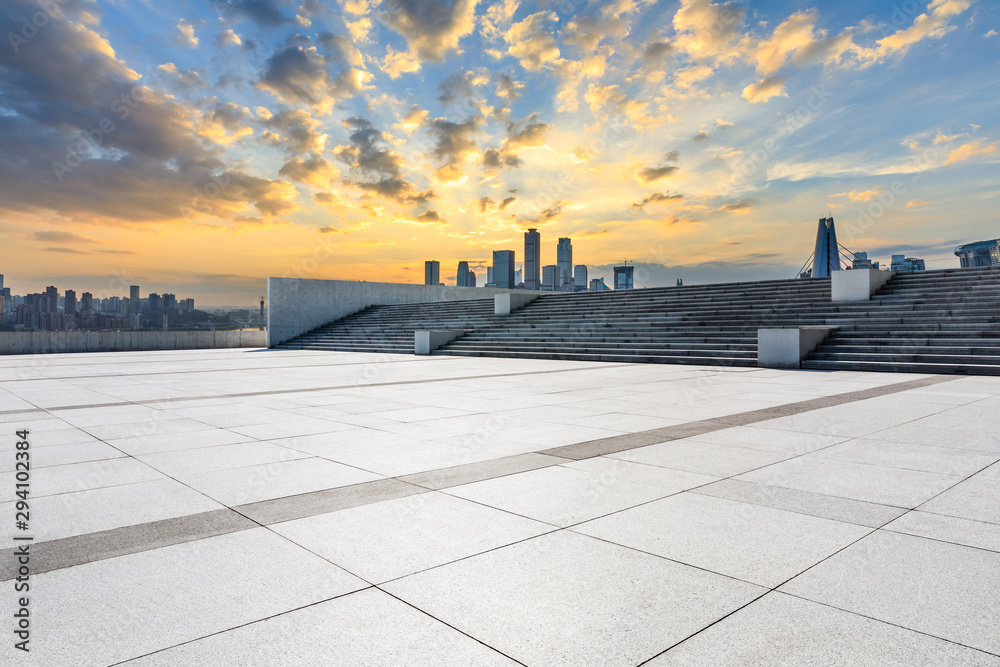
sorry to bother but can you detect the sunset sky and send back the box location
[1,0,998,305]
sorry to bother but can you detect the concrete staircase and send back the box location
[801,266,1000,375]
[275,299,498,354]
[274,267,1000,375]
[435,278,833,366]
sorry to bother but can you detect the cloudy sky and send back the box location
[1,0,998,304]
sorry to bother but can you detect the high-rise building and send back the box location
[467,271,476,288]
[852,252,880,270]
[514,268,522,286]
[185,298,195,312]
[613,265,634,290]
[590,278,610,291]
[574,265,588,291]
[80,292,94,319]
[45,286,58,313]
[424,260,440,286]
[955,239,1000,268]
[147,293,161,328]
[486,267,494,285]
[457,261,471,287]
[492,250,515,289]
[557,238,573,289]
[891,255,926,272]
[542,265,558,291]
[524,228,541,290]
[64,289,77,315]
[813,217,841,278]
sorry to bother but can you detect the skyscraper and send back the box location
[557,238,573,289]
[812,217,841,278]
[524,228,541,290]
[492,250,515,289]
[467,271,476,287]
[64,289,77,316]
[457,261,470,287]
[45,286,58,313]
[613,265,634,290]
[574,265,588,291]
[590,278,610,291]
[424,260,440,286]
[542,265,558,291]
[955,239,1000,268]
[891,255,926,272]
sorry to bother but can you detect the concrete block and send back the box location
[832,269,894,301]
[758,327,837,369]
[415,330,466,355]
[495,293,539,316]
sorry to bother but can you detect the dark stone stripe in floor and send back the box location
[0,509,256,581]
[398,453,569,490]
[234,478,426,526]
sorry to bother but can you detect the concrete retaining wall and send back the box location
[0,330,267,355]
[267,278,545,346]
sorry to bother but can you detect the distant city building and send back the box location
[424,260,440,286]
[557,238,573,289]
[456,261,471,287]
[813,217,841,278]
[524,228,541,290]
[514,268,522,286]
[677,279,684,286]
[467,271,476,288]
[891,255,926,272]
[574,265,588,291]
[492,250,515,289]
[64,289,77,316]
[955,239,1000,268]
[852,252,880,270]
[147,293,161,328]
[184,298,195,312]
[590,278,610,291]
[45,286,58,313]
[614,265,635,290]
[542,265,558,291]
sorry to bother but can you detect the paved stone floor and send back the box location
[1,348,999,665]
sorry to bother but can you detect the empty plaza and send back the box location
[1,347,999,665]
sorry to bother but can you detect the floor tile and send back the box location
[738,457,965,508]
[781,530,1000,655]
[182,457,382,506]
[273,492,551,583]
[648,592,1000,666]
[384,530,765,667]
[574,492,870,587]
[6,528,366,665]
[126,588,517,666]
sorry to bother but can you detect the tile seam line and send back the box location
[0,354,467,384]
[0,373,962,580]
[0,363,640,415]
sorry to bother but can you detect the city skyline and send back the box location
[1,0,998,303]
